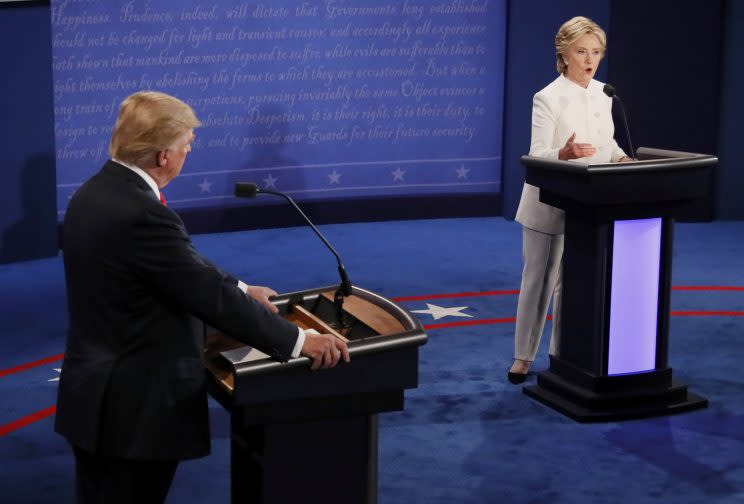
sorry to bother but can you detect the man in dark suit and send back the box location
[55,91,350,503]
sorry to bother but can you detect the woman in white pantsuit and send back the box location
[508,16,630,384]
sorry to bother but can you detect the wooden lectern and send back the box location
[519,147,717,422]
[205,285,427,503]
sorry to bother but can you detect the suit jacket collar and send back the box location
[101,160,161,204]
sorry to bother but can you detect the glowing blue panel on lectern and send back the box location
[607,218,662,375]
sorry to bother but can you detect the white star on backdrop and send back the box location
[49,368,61,382]
[456,164,470,180]
[328,170,342,184]
[411,303,473,320]
[263,174,278,188]
[198,178,212,193]
[392,167,406,181]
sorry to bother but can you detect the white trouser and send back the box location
[514,227,563,361]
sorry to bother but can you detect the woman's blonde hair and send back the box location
[109,91,201,166]
[555,16,607,74]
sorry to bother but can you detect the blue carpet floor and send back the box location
[1,217,743,503]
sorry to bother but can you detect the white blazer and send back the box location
[516,74,626,234]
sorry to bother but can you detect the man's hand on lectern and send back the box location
[244,285,280,314]
[301,332,350,370]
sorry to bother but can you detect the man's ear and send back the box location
[156,150,167,168]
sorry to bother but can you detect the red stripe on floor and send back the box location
[395,286,744,302]
[422,311,743,330]
[0,405,57,437]
[393,290,520,302]
[0,353,64,378]
[673,286,744,291]
[672,310,744,316]
[424,317,517,330]
[424,314,552,330]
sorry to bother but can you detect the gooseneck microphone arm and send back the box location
[603,83,636,160]
[234,182,352,328]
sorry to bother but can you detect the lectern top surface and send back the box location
[521,147,717,176]
[204,285,427,393]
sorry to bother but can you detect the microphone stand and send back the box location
[614,95,636,160]
[603,84,636,160]
[236,184,352,329]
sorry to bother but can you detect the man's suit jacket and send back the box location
[516,74,626,234]
[55,160,299,460]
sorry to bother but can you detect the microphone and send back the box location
[234,182,352,327]
[603,83,635,160]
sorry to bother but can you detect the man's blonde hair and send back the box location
[109,91,201,166]
[555,16,607,74]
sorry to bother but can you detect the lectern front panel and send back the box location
[607,218,662,374]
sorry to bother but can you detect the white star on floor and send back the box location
[392,167,406,181]
[49,368,61,382]
[456,164,470,180]
[328,170,342,184]
[198,178,212,193]
[263,174,278,188]
[411,303,473,320]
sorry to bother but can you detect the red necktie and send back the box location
[159,192,167,206]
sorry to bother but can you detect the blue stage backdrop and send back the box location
[51,0,506,217]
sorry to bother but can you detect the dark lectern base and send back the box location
[523,369,708,423]
[232,413,379,504]
[229,390,403,504]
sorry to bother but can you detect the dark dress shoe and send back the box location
[507,371,528,384]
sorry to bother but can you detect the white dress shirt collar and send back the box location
[112,158,161,198]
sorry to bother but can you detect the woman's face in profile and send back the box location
[563,33,604,87]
